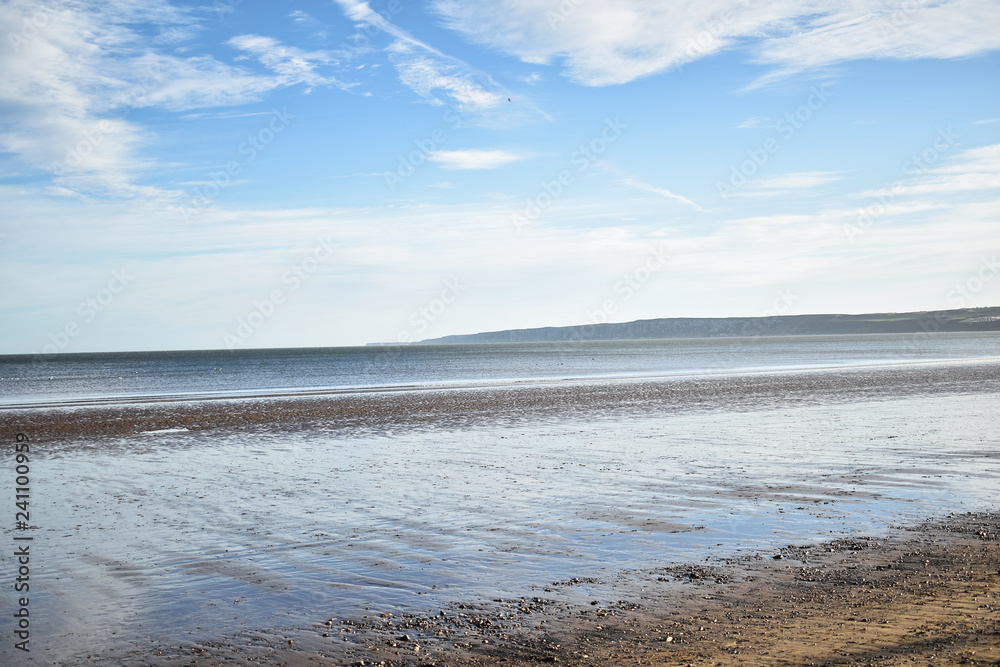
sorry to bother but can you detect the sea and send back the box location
[1,332,999,662]
[2,331,999,407]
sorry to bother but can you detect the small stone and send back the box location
[665,636,674,643]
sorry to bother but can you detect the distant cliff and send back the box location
[407,307,1000,345]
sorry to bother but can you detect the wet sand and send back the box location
[79,512,1000,666]
[3,360,999,665]
[5,360,1000,447]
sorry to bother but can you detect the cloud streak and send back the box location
[334,0,505,111]
[861,143,1000,198]
[619,175,706,211]
[227,35,351,93]
[431,0,1000,87]
[428,149,527,170]
[733,171,847,198]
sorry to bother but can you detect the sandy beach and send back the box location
[43,513,1000,665]
[3,360,999,665]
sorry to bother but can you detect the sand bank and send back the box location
[5,360,1000,448]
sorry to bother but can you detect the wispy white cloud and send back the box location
[431,0,1000,87]
[332,0,554,127]
[126,54,281,111]
[749,2,1000,88]
[735,171,847,198]
[428,149,527,170]
[6,179,997,351]
[598,162,705,211]
[737,116,771,129]
[0,0,344,200]
[179,110,281,120]
[227,35,350,93]
[619,175,706,211]
[334,0,505,111]
[861,143,1000,198]
[387,41,504,110]
[0,1,174,198]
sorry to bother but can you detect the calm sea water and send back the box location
[2,332,998,406]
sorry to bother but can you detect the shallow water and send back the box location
[3,332,999,406]
[3,375,998,663]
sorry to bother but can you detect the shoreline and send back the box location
[5,355,999,411]
[3,360,998,665]
[74,511,1000,666]
[4,360,1000,448]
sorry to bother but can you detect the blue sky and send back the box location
[1,0,999,353]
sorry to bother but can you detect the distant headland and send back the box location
[367,306,1000,345]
